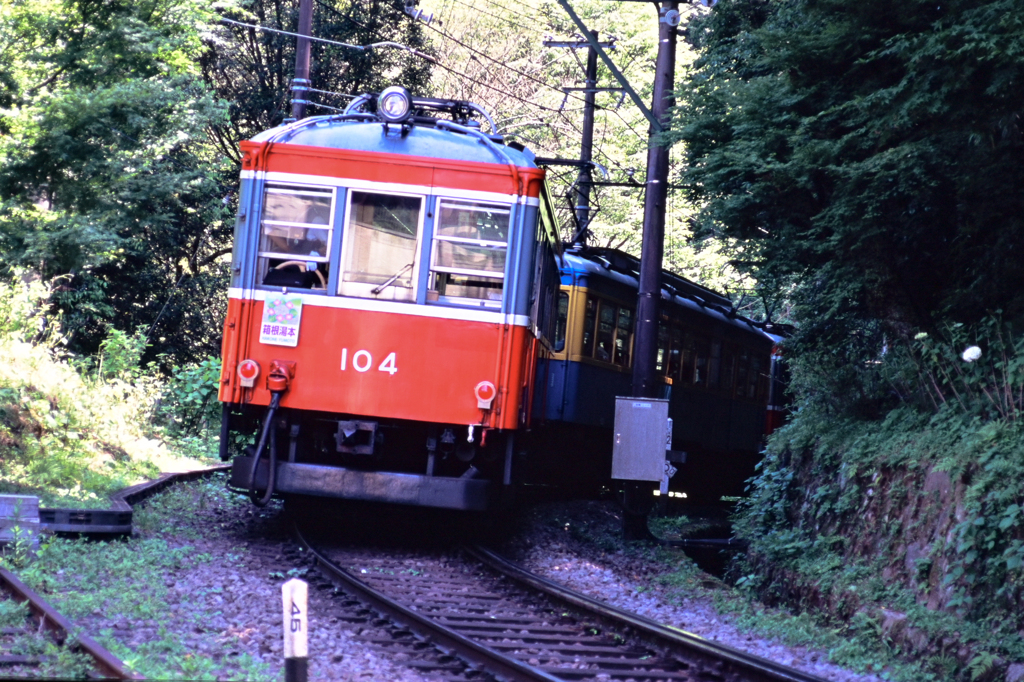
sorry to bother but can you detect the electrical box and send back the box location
[611,397,670,481]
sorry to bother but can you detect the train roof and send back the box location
[562,246,780,342]
[251,115,539,169]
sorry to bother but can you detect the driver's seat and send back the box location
[263,265,318,288]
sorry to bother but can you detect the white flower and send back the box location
[914,332,929,340]
[962,346,982,362]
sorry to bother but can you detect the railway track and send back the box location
[0,465,231,679]
[0,566,139,679]
[295,527,829,682]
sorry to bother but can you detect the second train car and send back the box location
[218,87,780,510]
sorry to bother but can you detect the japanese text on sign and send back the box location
[260,294,303,347]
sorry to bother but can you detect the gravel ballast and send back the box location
[17,475,893,680]
[500,500,887,682]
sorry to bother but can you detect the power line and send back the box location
[219,18,437,62]
[421,21,590,111]
[447,0,538,35]
[471,0,548,28]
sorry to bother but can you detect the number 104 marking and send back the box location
[340,348,398,375]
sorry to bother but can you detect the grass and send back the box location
[0,277,222,509]
[14,474,277,681]
[0,277,263,678]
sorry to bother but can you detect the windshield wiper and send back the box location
[371,263,414,295]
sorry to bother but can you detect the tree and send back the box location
[0,0,236,363]
[674,0,1024,352]
[203,0,433,160]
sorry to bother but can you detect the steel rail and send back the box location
[0,566,140,680]
[40,464,232,534]
[292,526,563,682]
[112,463,233,508]
[467,545,830,682]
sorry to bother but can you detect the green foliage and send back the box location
[0,0,237,366]
[0,599,27,628]
[733,381,1024,678]
[0,499,34,569]
[674,0,1024,361]
[157,357,222,438]
[96,329,149,383]
[209,0,432,150]
[0,275,218,506]
[884,318,1024,422]
[0,271,50,342]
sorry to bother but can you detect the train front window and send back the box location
[258,184,335,290]
[429,200,510,307]
[339,191,423,301]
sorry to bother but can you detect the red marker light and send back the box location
[475,381,496,409]
[238,359,260,388]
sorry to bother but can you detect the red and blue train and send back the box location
[219,88,784,509]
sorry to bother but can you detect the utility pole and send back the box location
[553,0,680,538]
[576,32,598,242]
[543,33,617,244]
[288,0,314,122]
[630,0,679,400]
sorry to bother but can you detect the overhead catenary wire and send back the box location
[219,18,437,62]
[420,20,592,111]
[447,0,539,35]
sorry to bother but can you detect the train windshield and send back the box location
[428,200,509,307]
[258,183,335,290]
[339,191,423,301]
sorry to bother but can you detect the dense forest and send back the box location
[672,1,1024,677]
[3,0,1024,677]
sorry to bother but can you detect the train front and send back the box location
[217,89,557,511]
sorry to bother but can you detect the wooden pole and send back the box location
[282,578,308,682]
[289,0,314,121]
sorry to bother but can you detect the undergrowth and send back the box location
[0,274,224,507]
[16,475,274,681]
[732,316,1024,681]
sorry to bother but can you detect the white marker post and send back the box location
[282,578,308,682]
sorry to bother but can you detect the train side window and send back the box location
[752,355,767,400]
[722,345,736,393]
[708,340,722,389]
[681,332,695,384]
[669,326,684,378]
[595,301,615,362]
[582,296,598,356]
[656,322,669,374]
[553,291,569,352]
[735,350,750,399]
[694,338,709,387]
[614,306,633,366]
[339,191,423,301]
[428,200,509,307]
[258,183,335,290]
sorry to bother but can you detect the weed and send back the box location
[0,599,28,628]
[1,498,35,569]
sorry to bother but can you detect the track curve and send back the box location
[295,525,830,682]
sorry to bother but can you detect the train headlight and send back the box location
[378,86,412,123]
